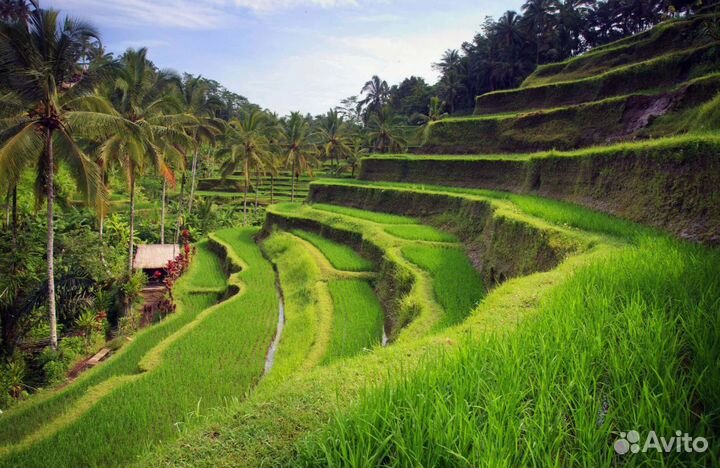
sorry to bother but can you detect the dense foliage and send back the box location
[340,0,720,120]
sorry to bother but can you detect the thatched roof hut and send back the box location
[133,244,180,271]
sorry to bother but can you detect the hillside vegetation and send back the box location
[419,15,720,155]
[2,6,718,468]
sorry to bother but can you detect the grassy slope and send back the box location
[424,75,720,153]
[291,230,374,272]
[0,229,278,468]
[323,280,385,364]
[0,242,224,448]
[474,42,720,115]
[523,15,715,87]
[136,202,618,467]
[297,237,720,467]
[267,203,470,341]
[312,179,651,242]
[401,245,485,328]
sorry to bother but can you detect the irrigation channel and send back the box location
[264,276,286,374]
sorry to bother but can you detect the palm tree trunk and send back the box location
[254,172,260,218]
[128,171,136,275]
[187,150,199,216]
[243,182,248,227]
[291,159,296,202]
[160,177,166,244]
[46,129,58,351]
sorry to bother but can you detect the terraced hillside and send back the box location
[195,169,333,206]
[132,17,716,468]
[421,14,720,154]
[3,14,718,468]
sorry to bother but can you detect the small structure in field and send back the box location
[133,244,180,285]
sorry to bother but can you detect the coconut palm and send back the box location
[219,109,272,225]
[367,107,407,154]
[103,48,194,273]
[0,8,128,349]
[282,112,318,202]
[357,75,390,123]
[318,109,352,170]
[345,137,368,178]
[412,96,449,143]
[180,75,224,220]
[0,0,36,22]
[522,0,554,64]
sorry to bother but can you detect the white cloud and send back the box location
[220,26,474,115]
[230,0,358,13]
[115,39,172,50]
[51,0,363,29]
[50,0,232,29]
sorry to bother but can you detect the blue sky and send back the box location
[48,0,510,115]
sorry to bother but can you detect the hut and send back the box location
[132,244,180,285]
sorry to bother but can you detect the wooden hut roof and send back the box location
[132,244,180,270]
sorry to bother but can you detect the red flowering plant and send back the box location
[158,241,193,317]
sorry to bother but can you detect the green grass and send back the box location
[260,232,327,382]
[291,230,374,272]
[523,15,714,87]
[311,203,417,224]
[383,224,456,242]
[474,42,720,115]
[182,240,228,290]
[0,246,225,448]
[314,179,653,242]
[297,237,720,467]
[401,245,485,327]
[323,280,385,364]
[0,228,278,468]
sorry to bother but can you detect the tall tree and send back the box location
[357,76,390,124]
[179,75,223,221]
[220,109,272,225]
[282,112,317,202]
[367,106,407,154]
[0,8,124,349]
[105,48,192,273]
[318,109,352,170]
[412,96,449,143]
[522,0,554,64]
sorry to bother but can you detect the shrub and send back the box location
[75,310,104,345]
[0,355,26,409]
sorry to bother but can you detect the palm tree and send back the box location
[318,109,352,170]
[412,96,449,143]
[357,76,390,123]
[346,137,368,178]
[105,48,193,273]
[180,75,223,220]
[434,49,462,74]
[367,107,407,154]
[219,109,272,225]
[282,112,317,202]
[522,0,554,64]
[0,0,36,22]
[0,8,125,349]
[493,11,526,50]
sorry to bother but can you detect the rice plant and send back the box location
[323,280,385,363]
[297,237,720,467]
[401,245,485,327]
[0,229,278,468]
[291,230,374,272]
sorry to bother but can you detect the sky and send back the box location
[47,0,510,115]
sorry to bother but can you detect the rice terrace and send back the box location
[0,0,719,466]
